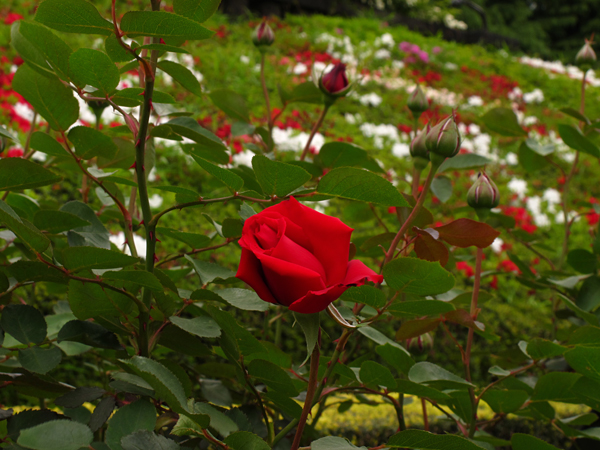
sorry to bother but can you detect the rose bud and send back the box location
[407,85,428,117]
[236,197,382,314]
[407,332,434,357]
[425,114,461,167]
[252,19,275,48]
[410,122,431,170]
[467,171,500,219]
[319,62,352,99]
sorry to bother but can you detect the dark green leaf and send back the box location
[569,326,600,346]
[169,316,221,338]
[482,389,529,413]
[481,107,527,137]
[430,176,453,203]
[105,399,157,450]
[317,167,409,207]
[55,387,105,408]
[30,132,69,157]
[120,11,213,40]
[62,247,138,272]
[1,304,47,345]
[359,361,396,389]
[283,81,323,104]
[209,89,251,123]
[519,141,549,173]
[383,257,455,296]
[58,319,121,349]
[121,430,180,450]
[112,87,176,107]
[376,344,415,375]
[560,107,590,124]
[167,117,225,150]
[104,35,134,63]
[192,155,244,191]
[224,431,270,450]
[35,0,113,35]
[89,397,116,432]
[312,436,366,450]
[565,347,600,381]
[222,218,243,238]
[186,256,236,284]
[103,270,163,292]
[437,153,492,173]
[395,318,442,341]
[156,227,210,249]
[215,288,269,312]
[61,200,111,249]
[388,430,486,449]
[18,346,62,374]
[408,362,473,389]
[558,124,600,157]
[387,299,455,318]
[568,249,597,274]
[68,48,119,96]
[247,359,299,397]
[138,43,190,54]
[0,201,50,252]
[157,61,202,96]
[252,155,311,197]
[292,311,320,362]
[523,338,566,360]
[394,379,450,401]
[0,158,62,192]
[68,279,134,320]
[68,126,118,160]
[33,210,90,233]
[206,305,266,358]
[511,434,560,450]
[12,64,78,131]
[17,420,93,450]
[341,285,386,308]
[173,0,221,22]
[110,373,155,396]
[531,372,581,402]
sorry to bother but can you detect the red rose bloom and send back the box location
[321,63,349,94]
[236,197,382,314]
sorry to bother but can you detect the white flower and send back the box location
[240,55,250,64]
[523,88,545,104]
[467,96,484,107]
[392,143,410,158]
[491,237,504,253]
[359,93,383,107]
[148,194,163,209]
[110,232,148,258]
[374,49,391,59]
[507,179,528,199]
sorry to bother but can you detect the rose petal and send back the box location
[342,259,384,286]
[268,197,353,286]
[236,248,279,305]
[270,233,327,281]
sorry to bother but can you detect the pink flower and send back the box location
[399,42,412,53]
[410,44,421,53]
[432,46,442,54]
[418,51,430,63]
[6,148,24,158]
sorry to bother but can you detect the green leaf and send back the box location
[387,299,455,318]
[110,373,155,396]
[62,247,139,272]
[112,88,176,107]
[68,279,134,320]
[524,138,555,156]
[89,396,116,432]
[11,21,72,80]
[55,387,105,408]
[68,48,119,96]
[531,372,581,402]
[519,141,549,173]
[222,218,243,238]
[358,326,408,352]
[341,285,386,309]
[376,343,415,375]
[224,431,271,450]
[35,0,113,35]
[511,434,560,450]
[437,153,492,173]
[388,430,486,449]
[558,124,600,157]
[569,326,600,346]
[192,155,244,191]
[482,389,529,414]
[0,158,62,191]
[360,361,396,389]
[104,35,134,63]
[209,89,251,123]
[481,107,527,137]
[247,359,299,397]
[120,356,209,427]
[17,420,93,450]
[383,257,455,296]
[568,249,597,273]
[173,0,221,22]
[206,305,266,358]
[12,64,78,131]
[186,256,236,284]
[0,125,17,142]
[0,200,50,252]
[103,270,164,292]
[1,304,47,345]
[395,318,442,340]
[105,399,157,450]
[430,176,453,203]
[251,155,311,197]
[281,82,323,105]
[120,11,214,40]
[121,430,180,450]
[560,107,590,124]
[394,379,450,401]
[312,436,366,450]
[215,288,269,312]
[523,338,566,360]
[565,346,600,381]
[292,311,320,363]
[408,361,474,389]
[317,167,409,207]
[58,319,122,349]
[156,227,210,249]
[169,315,221,338]
[319,142,369,168]
[157,61,202,96]
[167,117,225,150]
[61,200,111,249]
[29,131,69,157]
[18,346,62,374]
[33,210,90,233]
[138,43,190,54]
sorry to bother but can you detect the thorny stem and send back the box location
[156,240,233,266]
[384,161,439,265]
[300,106,329,161]
[411,166,421,198]
[291,332,321,450]
[466,247,483,439]
[421,397,429,432]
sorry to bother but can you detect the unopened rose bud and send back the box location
[318,62,352,106]
[407,85,428,117]
[576,39,596,68]
[468,171,500,219]
[410,123,430,170]
[407,332,434,356]
[252,19,275,48]
[124,113,140,138]
[425,114,461,166]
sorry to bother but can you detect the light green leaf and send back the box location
[138,43,190,54]
[68,48,120,96]
[376,344,415,375]
[35,0,113,35]
[103,270,164,292]
[169,316,221,338]
[312,436,366,450]
[224,431,271,450]
[156,227,211,249]
[120,11,214,40]
[29,132,68,157]
[68,279,134,320]
[112,88,176,107]
[121,430,180,450]
[383,257,455,296]
[408,361,474,389]
[192,155,244,191]
[209,89,251,123]
[62,247,139,272]
[565,346,600,381]
[157,61,202,96]
[482,389,529,414]
[185,256,236,284]
[215,288,269,312]
[0,158,62,191]
[105,34,135,63]
[430,176,453,203]
[511,434,560,450]
[387,299,455,318]
[0,200,50,252]
[341,285,386,309]
[437,153,492,173]
[33,210,90,234]
[61,200,111,249]
[12,64,79,131]
[173,0,222,23]
[317,167,409,207]
[360,361,396,389]
[388,430,486,449]
[166,117,225,149]
[481,107,527,137]
[558,124,600,157]
[18,420,93,450]
[252,155,311,197]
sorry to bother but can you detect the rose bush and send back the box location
[236,197,382,313]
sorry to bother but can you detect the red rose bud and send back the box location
[252,20,275,48]
[236,197,382,314]
[425,114,461,166]
[468,172,500,220]
[319,62,350,96]
[407,85,428,116]
[407,332,434,356]
[409,122,430,170]
[576,38,596,69]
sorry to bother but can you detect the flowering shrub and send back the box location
[0,2,599,450]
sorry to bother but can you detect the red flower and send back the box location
[4,13,23,25]
[456,261,474,278]
[236,197,382,314]
[5,148,24,158]
[321,63,349,94]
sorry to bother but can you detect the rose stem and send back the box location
[299,105,329,161]
[466,247,483,438]
[272,329,352,447]
[384,160,439,266]
[260,52,273,150]
[411,115,421,198]
[421,397,429,431]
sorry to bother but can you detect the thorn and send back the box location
[129,161,137,169]
[135,139,141,147]
[155,237,161,243]
[138,90,145,96]
[142,165,145,172]
[139,220,144,226]
[153,254,159,263]
[149,100,154,111]
[159,38,166,44]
